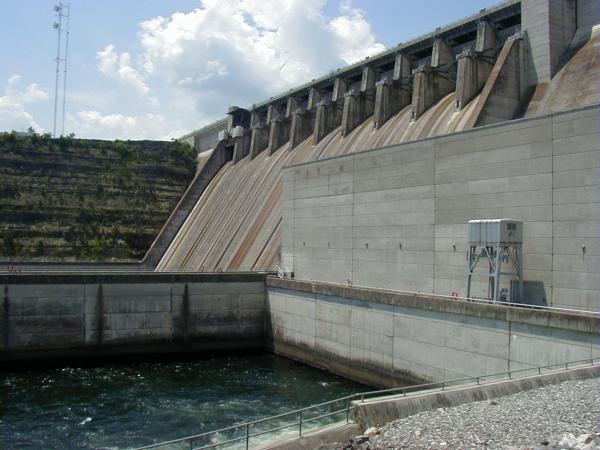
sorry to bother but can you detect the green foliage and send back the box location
[0,176,19,198]
[34,240,45,257]
[57,135,71,151]
[170,140,195,162]
[114,139,130,159]
[1,229,17,257]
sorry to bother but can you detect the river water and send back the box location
[1,354,364,449]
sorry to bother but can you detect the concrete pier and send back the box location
[308,87,321,109]
[522,0,577,85]
[455,22,497,110]
[411,38,457,119]
[471,34,528,126]
[312,78,347,144]
[267,104,289,154]
[232,126,251,163]
[341,66,377,136]
[290,108,314,148]
[313,100,330,144]
[250,111,269,159]
[341,89,361,136]
[374,54,411,128]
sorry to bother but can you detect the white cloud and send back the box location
[329,2,385,64]
[97,44,152,97]
[0,75,49,132]
[68,110,176,140]
[132,0,384,123]
[79,0,384,140]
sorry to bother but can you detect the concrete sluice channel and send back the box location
[1,354,365,449]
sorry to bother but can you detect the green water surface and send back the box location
[1,354,364,449]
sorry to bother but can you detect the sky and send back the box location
[0,0,502,141]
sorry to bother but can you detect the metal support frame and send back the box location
[466,243,523,302]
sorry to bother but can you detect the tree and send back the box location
[34,240,45,257]
[2,229,17,257]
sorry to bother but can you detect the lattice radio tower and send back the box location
[52,3,71,138]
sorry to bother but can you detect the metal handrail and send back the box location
[134,357,600,450]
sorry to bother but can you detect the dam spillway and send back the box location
[3,2,600,448]
[156,90,482,273]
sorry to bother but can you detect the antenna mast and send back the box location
[61,3,71,137]
[52,3,64,138]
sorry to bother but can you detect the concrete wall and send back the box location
[522,0,578,84]
[266,278,600,387]
[178,119,228,154]
[0,273,266,361]
[282,105,600,312]
[142,142,233,267]
[353,364,600,428]
[577,0,600,31]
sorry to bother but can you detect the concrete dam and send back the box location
[3,2,600,448]
[147,0,600,316]
[3,0,600,411]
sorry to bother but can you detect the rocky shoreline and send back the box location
[322,377,599,450]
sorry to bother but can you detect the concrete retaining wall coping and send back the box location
[0,272,269,285]
[266,277,599,334]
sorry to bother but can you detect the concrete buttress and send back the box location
[411,38,457,119]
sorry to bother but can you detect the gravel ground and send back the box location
[322,377,600,450]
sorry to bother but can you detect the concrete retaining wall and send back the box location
[353,364,600,428]
[178,118,228,154]
[266,278,600,387]
[0,273,266,361]
[281,105,600,312]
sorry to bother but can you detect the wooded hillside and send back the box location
[0,132,196,262]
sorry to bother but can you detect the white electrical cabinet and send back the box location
[468,219,522,246]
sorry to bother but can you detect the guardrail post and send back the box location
[299,411,303,437]
[246,424,250,450]
[346,399,350,423]
[476,377,480,385]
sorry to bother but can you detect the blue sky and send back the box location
[0,0,501,140]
